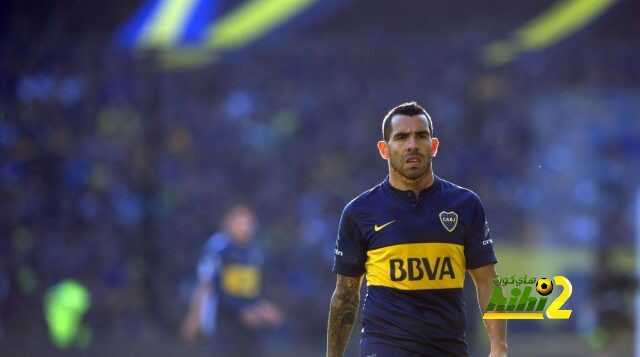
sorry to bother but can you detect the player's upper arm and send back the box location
[464,193,498,270]
[197,235,227,283]
[332,205,367,277]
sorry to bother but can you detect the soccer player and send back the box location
[326,102,507,357]
[181,204,282,357]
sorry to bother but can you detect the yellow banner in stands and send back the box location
[140,0,201,48]
[161,0,317,68]
[483,0,616,66]
[206,0,315,51]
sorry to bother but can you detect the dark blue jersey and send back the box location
[332,176,497,356]
[198,233,264,323]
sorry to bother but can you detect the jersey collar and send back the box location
[382,174,441,204]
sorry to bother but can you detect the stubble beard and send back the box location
[389,154,432,182]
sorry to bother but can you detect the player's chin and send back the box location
[402,166,427,180]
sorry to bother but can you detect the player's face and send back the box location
[226,207,256,243]
[379,114,439,180]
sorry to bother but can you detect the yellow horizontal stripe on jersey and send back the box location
[221,264,261,298]
[366,242,465,290]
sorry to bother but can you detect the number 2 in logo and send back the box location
[545,275,572,319]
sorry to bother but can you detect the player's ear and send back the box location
[431,137,440,158]
[377,140,389,160]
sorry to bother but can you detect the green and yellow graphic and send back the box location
[483,275,573,320]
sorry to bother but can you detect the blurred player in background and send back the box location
[326,102,507,357]
[182,204,282,357]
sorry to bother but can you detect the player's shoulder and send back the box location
[202,232,230,255]
[341,181,386,216]
[437,176,483,207]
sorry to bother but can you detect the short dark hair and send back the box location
[382,102,433,141]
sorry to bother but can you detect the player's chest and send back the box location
[218,248,262,299]
[361,204,467,248]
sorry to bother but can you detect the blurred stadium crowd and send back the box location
[1,0,639,356]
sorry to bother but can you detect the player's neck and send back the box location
[388,170,435,195]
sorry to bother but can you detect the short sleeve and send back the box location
[464,195,498,269]
[331,206,366,277]
[197,235,226,283]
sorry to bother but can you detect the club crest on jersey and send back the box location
[439,211,458,232]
